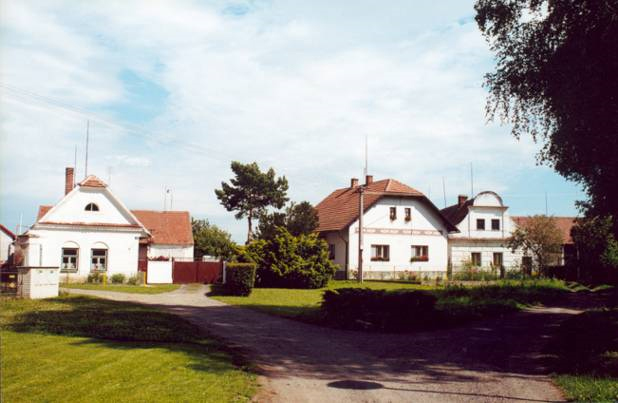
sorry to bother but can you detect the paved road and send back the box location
[64,285,579,402]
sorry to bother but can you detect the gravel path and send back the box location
[63,285,579,402]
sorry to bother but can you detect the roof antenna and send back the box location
[107,166,112,187]
[73,145,78,186]
[442,176,447,208]
[470,162,474,197]
[364,134,368,177]
[84,120,90,178]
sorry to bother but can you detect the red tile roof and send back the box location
[132,210,194,246]
[511,216,576,244]
[0,224,16,239]
[440,199,474,226]
[79,175,107,188]
[316,179,458,232]
[36,205,193,246]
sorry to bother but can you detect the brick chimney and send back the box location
[350,178,359,188]
[365,175,373,185]
[458,194,468,207]
[65,167,74,195]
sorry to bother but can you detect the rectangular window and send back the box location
[91,249,108,272]
[61,248,78,272]
[491,219,500,231]
[476,219,485,230]
[411,245,429,262]
[371,245,390,261]
[471,252,482,266]
[328,244,336,260]
[389,207,397,220]
[493,252,503,267]
[404,208,411,221]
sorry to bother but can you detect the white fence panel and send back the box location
[147,261,173,284]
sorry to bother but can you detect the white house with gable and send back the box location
[316,176,458,280]
[441,191,523,272]
[17,168,194,280]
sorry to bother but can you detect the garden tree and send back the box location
[508,215,563,275]
[239,227,337,289]
[256,201,319,240]
[215,161,289,243]
[571,216,618,283]
[475,1,618,235]
[191,218,236,260]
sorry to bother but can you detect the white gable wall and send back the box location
[344,197,449,279]
[41,187,137,225]
[448,192,523,271]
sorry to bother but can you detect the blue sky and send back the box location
[0,0,584,242]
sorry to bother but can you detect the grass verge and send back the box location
[210,279,569,328]
[0,295,256,402]
[549,307,618,402]
[62,283,180,294]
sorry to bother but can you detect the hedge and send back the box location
[321,288,437,331]
[226,263,256,296]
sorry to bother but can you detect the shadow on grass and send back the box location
[3,296,254,372]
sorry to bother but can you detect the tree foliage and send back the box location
[239,227,337,289]
[256,201,319,240]
[571,215,618,283]
[215,161,289,243]
[192,218,236,260]
[475,1,618,232]
[508,215,563,275]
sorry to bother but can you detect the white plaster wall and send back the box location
[323,232,347,270]
[346,197,449,273]
[26,227,141,277]
[450,242,524,271]
[147,260,173,284]
[19,267,59,299]
[41,187,136,225]
[0,231,13,262]
[149,244,194,260]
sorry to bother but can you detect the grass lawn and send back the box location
[62,283,180,294]
[549,306,618,402]
[0,295,256,402]
[209,279,568,325]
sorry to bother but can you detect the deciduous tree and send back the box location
[475,0,618,234]
[508,215,563,275]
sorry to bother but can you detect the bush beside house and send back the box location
[226,263,256,296]
[241,228,337,289]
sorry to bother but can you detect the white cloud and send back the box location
[0,0,581,240]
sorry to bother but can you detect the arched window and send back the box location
[85,203,99,212]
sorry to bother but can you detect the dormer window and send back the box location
[85,203,99,212]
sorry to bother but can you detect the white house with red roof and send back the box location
[17,168,193,279]
[315,175,458,280]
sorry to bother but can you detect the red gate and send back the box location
[172,261,222,284]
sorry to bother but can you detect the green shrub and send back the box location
[226,263,256,296]
[243,227,337,289]
[87,272,102,284]
[321,288,437,331]
[110,273,126,284]
[127,275,139,285]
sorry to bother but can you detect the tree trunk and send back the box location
[246,209,253,244]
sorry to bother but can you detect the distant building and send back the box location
[0,224,16,263]
[17,167,193,279]
[441,192,522,272]
[315,176,458,280]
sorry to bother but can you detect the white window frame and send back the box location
[371,245,390,262]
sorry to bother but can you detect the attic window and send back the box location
[85,203,99,212]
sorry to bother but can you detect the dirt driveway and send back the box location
[64,285,580,402]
